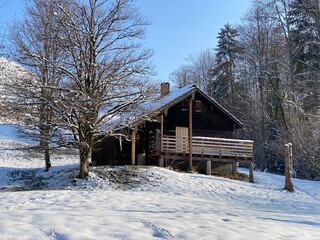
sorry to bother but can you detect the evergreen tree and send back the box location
[286,0,320,178]
[211,23,241,106]
[289,0,320,113]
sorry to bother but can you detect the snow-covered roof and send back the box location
[127,84,243,128]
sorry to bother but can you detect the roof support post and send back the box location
[160,113,164,151]
[131,127,136,165]
[188,97,193,172]
[206,160,211,175]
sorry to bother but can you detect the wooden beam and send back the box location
[159,113,164,167]
[160,113,164,151]
[249,161,254,183]
[206,160,211,175]
[160,154,253,163]
[131,127,136,165]
[159,156,164,167]
[284,143,294,192]
[188,97,193,172]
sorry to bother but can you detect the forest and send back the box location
[170,0,320,180]
[0,0,319,180]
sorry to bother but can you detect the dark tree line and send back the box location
[171,0,320,180]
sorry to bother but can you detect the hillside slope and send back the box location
[0,124,319,240]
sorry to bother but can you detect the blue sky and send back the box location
[135,0,252,81]
[1,0,252,81]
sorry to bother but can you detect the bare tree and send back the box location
[8,0,67,171]
[237,1,287,171]
[187,48,216,92]
[51,0,153,178]
[169,64,193,88]
[169,48,215,92]
[283,0,320,179]
[233,0,320,179]
[0,0,8,57]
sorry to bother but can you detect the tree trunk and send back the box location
[249,161,254,183]
[79,144,90,179]
[44,143,51,172]
[79,130,94,179]
[40,111,51,172]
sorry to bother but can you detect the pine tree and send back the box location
[289,0,320,113]
[287,0,320,179]
[211,23,241,106]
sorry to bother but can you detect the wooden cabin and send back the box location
[92,83,254,181]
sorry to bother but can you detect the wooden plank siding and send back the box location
[165,93,236,135]
[162,135,254,161]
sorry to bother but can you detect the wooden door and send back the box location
[176,127,188,152]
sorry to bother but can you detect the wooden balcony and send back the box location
[161,135,254,162]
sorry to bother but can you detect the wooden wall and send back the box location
[92,136,131,166]
[166,93,235,138]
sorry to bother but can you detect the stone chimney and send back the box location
[160,82,170,97]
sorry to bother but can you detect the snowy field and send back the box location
[0,125,320,240]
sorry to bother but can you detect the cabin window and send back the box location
[181,100,188,112]
[181,99,202,113]
[194,100,202,113]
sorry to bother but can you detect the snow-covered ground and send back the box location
[0,124,320,240]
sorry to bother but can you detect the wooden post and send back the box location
[206,160,211,175]
[160,113,164,151]
[284,143,294,192]
[188,97,193,172]
[159,113,164,167]
[131,127,136,165]
[232,162,237,174]
[249,161,254,183]
[159,156,164,167]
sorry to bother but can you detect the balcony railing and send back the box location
[162,135,254,160]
